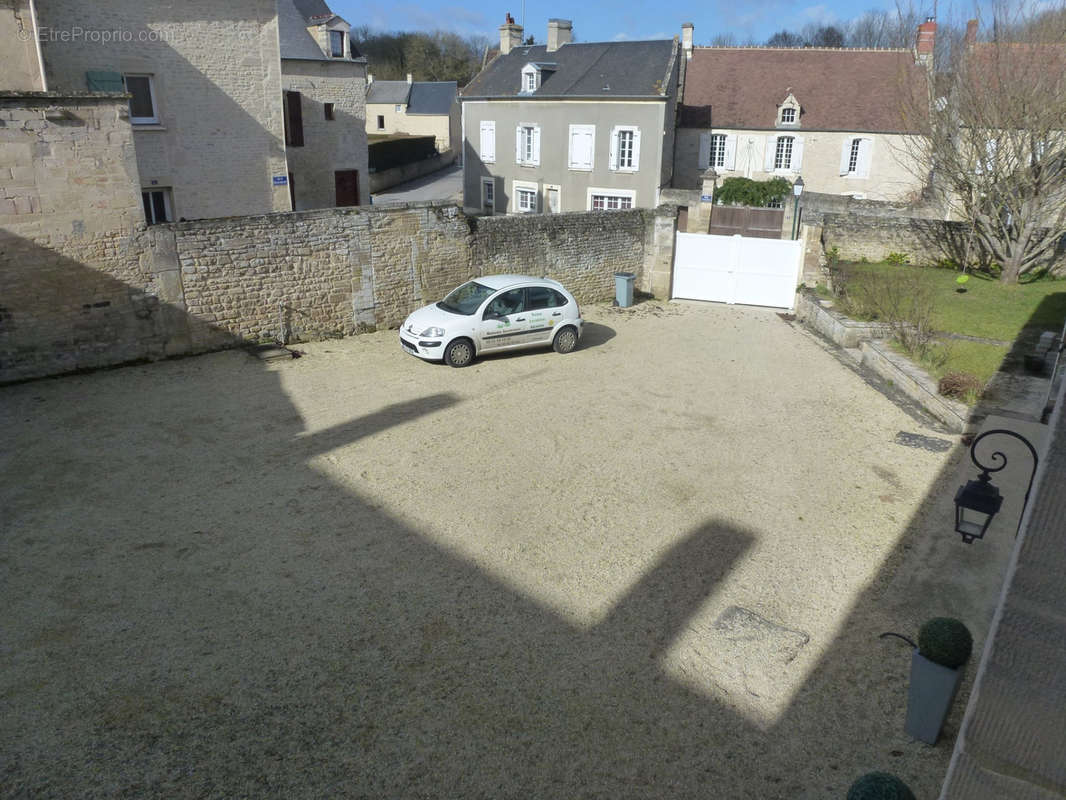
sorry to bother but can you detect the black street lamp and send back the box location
[954,429,1039,544]
[791,175,804,240]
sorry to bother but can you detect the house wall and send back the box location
[33,0,290,220]
[673,128,926,202]
[282,59,369,210]
[0,0,46,90]
[2,193,677,382]
[367,101,456,154]
[462,98,668,214]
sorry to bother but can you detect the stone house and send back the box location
[366,76,460,160]
[460,17,680,215]
[279,0,370,208]
[673,22,932,203]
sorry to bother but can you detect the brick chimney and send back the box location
[681,23,693,60]
[965,18,978,46]
[499,13,523,55]
[915,17,936,66]
[547,18,572,52]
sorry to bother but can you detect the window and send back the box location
[528,286,566,310]
[709,134,726,168]
[588,189,635,210]
[141,188,171,225]
[479,121,496,163]
[780,106,796,124]
[525,71,537,92]
[324,103,335,121]
[610,126,640,171]
[516,187,537,212]
[486,288,526,317]
[376,115,385,130]
[774,136,793,170]
[329,30,345,58]
[848,138,860,173]
[482,179,495,213]
[515,124,540,166]
[568,124,594,170]
[284,91,304,147]
[124,75,158,124]
[394,104,403,113]
[839,137,872,178]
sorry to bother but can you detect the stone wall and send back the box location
[2,193,677,382]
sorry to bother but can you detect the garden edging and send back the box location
[795,291,971,433]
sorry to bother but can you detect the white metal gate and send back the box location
[672,232,803,310]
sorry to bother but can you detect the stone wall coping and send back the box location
[160,200,462,231]
[0,90,129,100]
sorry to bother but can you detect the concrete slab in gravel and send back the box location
[0,301,1016,798]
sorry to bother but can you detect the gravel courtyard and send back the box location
[2,301,991,797]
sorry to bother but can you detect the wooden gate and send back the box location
[708,206,785,239]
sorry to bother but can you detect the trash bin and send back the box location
[614,272,636,308]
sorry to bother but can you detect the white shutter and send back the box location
[609,127,619,170]
[531,125,541,166]
[630,128,641,171]
[839,139,853,175]
[698,132,711,169]
[764,136,776,171]
[857,138,873,178]
[791,136,804,170]
[480,121,495,163]
[724,135,737,170]
[516,125,523,163]
[569,125,594,170]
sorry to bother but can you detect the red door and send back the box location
[335,170,359,207]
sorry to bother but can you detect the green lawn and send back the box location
[838,262,1066,342]
[900,339,1010,386]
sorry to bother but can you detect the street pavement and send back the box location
[371,162,463,206]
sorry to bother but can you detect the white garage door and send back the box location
[673,232,803,310]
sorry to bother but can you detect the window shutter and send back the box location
[516,125,523,163]
[840,140,853,175]
[609,127,619,171]
[532,125,541,166]
[857,138,873,178]
[569,125,593,170]
[86,71,125,92]
[630,128,641,171]
[286,91,304,147]
[764,136,776,172]
[698,133,711,169]
[480,121,495,162]
[724,135,737,170]
[792,136,804,170]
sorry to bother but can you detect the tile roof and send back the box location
[367,81,412,105]
[407,82,457,115]
[680,47,928,133]
[462,39,676,98]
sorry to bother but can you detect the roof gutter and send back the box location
[459,94,667,102]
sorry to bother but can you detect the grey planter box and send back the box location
[904,650,964,744]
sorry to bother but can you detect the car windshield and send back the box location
[438,281,495,315]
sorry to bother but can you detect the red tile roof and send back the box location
[680,47,928,133]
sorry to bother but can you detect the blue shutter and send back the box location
[86,71,125,92]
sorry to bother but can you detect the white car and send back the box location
[400,275,584,367]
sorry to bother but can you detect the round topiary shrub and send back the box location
[846,772,916,800]
[918,617,973,669]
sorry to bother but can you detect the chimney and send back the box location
[499,13,523,55]
[915,17,936,66]
[406,73,413,83]
[547,18,572,52]
[681,23,693,60]
[965,18,978,46]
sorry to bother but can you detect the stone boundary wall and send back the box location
[369,152,456,193]
[2,200,676,383]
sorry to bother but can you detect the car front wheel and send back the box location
[444,338,475,367]
[553,326,578,354]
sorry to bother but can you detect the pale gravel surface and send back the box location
[1,301,1006,798]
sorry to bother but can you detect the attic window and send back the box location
[781,107,796,124]
[525,72,537,92]
[329,30,345,58]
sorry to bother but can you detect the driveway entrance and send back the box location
[672,232,803,309]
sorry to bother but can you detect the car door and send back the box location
[524,286,563,344]
[476,288,531,352]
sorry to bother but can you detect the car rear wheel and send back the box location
[444,338,475,367]
[553,326,578,354]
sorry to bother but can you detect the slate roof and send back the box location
[462,39,676,98]
[292,0,333,21]
[278,0,328,60]
[367,81,412,105]
[680,47,928,133]
[408,82,457,115]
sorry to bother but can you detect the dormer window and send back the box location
[777,92,801,128]
[525,71,537,92]
[780,107,796,124]
[329,30,345,58]
[520,62,556,94]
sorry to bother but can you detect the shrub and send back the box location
[847,772,916,800]
[863,269,939,358]
[826,245,841,266]
[938,371,983,401]
[715,176,792,207]
[885,252,910,265]
[918,617,973,669]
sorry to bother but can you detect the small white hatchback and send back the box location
[400,275,584,367]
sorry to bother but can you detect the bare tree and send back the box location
[908,6,1066,283]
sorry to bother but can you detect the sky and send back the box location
[330,0,941,44]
